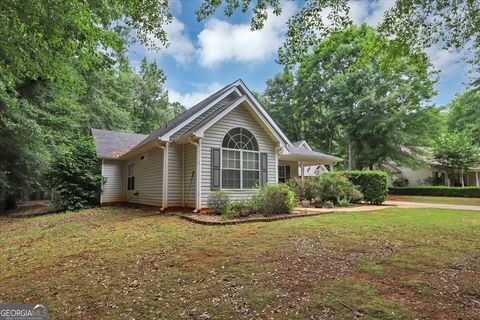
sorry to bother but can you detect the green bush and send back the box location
[223,199,256,219]
[316,172,362,204]
[48,136,103,211]
[208,190,230,214]
[255,183,295,215]
[392,176,409,187]
[389,186,480,198]
[343,171,388,204]
[287,176,321,201]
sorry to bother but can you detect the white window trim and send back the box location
[278,165,287,183]
[220,147,260,190]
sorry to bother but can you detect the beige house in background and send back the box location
[384,161,480,187]
[92,80,341,212]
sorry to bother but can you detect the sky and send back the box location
[127,0,469,108]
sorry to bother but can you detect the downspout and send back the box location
[187,137,201,213]
[155,139,168,211]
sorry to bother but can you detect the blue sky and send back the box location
[127,0,469,108]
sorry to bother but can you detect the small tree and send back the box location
[433,132,480,187]
[48,136,103,210]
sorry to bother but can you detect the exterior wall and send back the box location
[395,166,433,186]
[278,160,299,181]
[167,142,183,207]
[467,171,480,187]
[101,159,125,203]
[126,148,163,206]
[200,104,277,207]
[183,143,197,208]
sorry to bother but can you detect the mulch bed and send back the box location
[179,209,335,225]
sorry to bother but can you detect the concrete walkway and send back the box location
[295,201,480,214]
[384,200,480,212]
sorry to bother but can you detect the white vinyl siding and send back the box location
[183,143,197,208]
[200,104,276,207]
[167,142,183,207]
[101,159,125,203]
[125,148,163,206]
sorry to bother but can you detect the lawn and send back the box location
[388,194,480,206]
[1,207,479,319]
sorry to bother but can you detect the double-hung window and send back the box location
[221,128,260,189]
[127,163,135,190]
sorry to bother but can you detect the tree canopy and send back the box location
[262,24,440,169]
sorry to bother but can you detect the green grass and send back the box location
[388,194,480,206]
[0,207,479,319]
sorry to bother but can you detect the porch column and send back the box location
[476,171,479,187]
[301,162,305,180]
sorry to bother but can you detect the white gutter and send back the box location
[187,137,201,213]
[155,139,168,211]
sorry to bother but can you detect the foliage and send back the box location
[287,177,320,201]
[344,171,389,204]
[222,199,256,219]
[432,132,480,186]
[0,0,171,98]
[447,90,480,145]
[196,1,480,87]
[337,198,351,208]
[47,136,103,211]
[315,172,362,204]
[323,200,334,208]
[389,187,480,198]
[254,183,295,215]
[207,190,230,215]
[393,177,409,188]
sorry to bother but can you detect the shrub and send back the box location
[223,199,256,219]
[324,200,334,208]
[389,186,480,198]
[208,190,230,214]
[337,198,351,207]
[255,183,295,215]
[47,136,103,211]
[287,177,320,201]
[393,176,409,187]
[343,171,388,204]
[316,172,362,204]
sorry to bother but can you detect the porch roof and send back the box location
[279,145,342,164]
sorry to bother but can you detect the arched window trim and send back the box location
[221,128,260,189]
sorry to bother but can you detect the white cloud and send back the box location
[348,0,395,26]
[168,82,226,108]
[426,47,463,75]
[197,1,297,68]
[144,17,195,65]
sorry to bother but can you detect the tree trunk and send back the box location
[461,169,465,187]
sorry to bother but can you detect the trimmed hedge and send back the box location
[389,186,480,198]
[342,171,389,204]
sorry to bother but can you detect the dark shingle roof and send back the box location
[91,129,147,158]
[132,82,235,150]
[292,140,306,148]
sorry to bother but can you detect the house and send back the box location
[92,80,342,212]
[383,157,480,187]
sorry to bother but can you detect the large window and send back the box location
[127,163,135,190]
[221,128,259,189]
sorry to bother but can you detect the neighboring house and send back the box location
[92,80,342,212]
[383,158,480,187]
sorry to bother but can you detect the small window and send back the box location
[127,163,135,190]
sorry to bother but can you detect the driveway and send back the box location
[384,200,480,212]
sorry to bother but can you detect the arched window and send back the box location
[221,128,259,189]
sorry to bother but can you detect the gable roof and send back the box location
[124,79,291,156]
[91,129,147,159]
[91,79,342,162]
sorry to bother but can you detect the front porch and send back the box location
[277,144,342,183]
